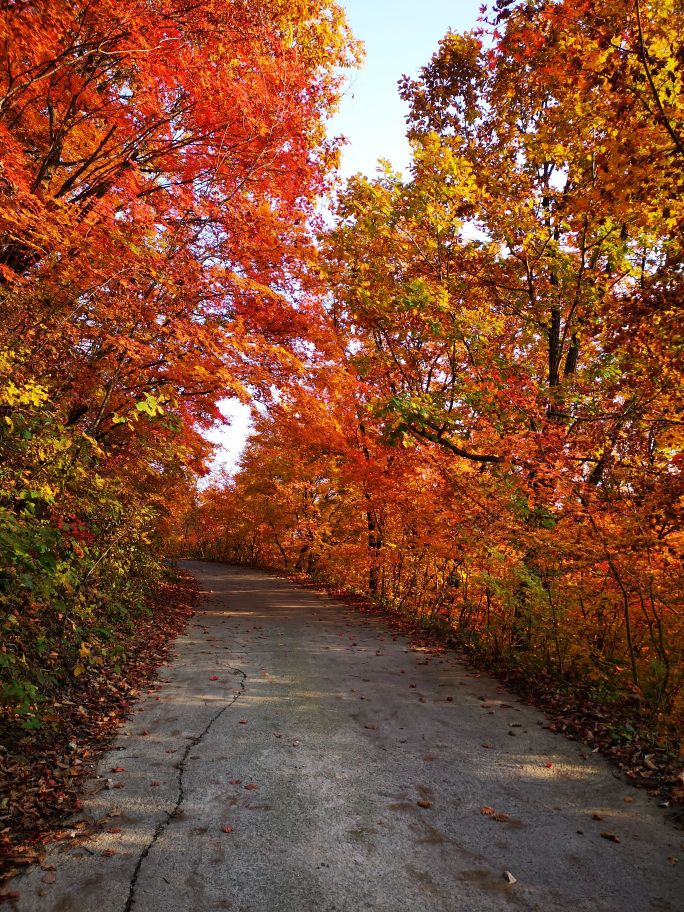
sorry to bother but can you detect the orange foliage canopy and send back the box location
[1,0,356,430]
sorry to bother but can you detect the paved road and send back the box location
[12,562,683,911]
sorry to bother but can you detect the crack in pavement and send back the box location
[123,665,247,912]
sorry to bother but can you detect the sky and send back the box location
[330,0,483,178]
[206,0,484,476]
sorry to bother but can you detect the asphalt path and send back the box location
[11,561,683,911]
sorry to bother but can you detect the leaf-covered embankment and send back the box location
[0,569,197,887]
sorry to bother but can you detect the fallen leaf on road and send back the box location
[591,812,604,821]
[600,832,620,843]
[150,780,160,787]
[209,676,219,681]
[229,779,242,785]
[417,800,432,809]
[504,871,517,884]
[238,719,248,725]
[244,783,258,790]
[222,826,234,833]
[480,806,495,816]
[41,871,57,884]
[111,767,125,773]
[493,812,510,822]
[102,849,117,857]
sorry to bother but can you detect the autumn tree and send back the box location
[0,0,358,723]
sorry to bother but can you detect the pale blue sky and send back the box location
[208,0,484,475]
[330,0,483,177]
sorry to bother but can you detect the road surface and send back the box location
[11,561,683,911]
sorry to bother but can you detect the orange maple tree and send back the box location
[0,0,358,721]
